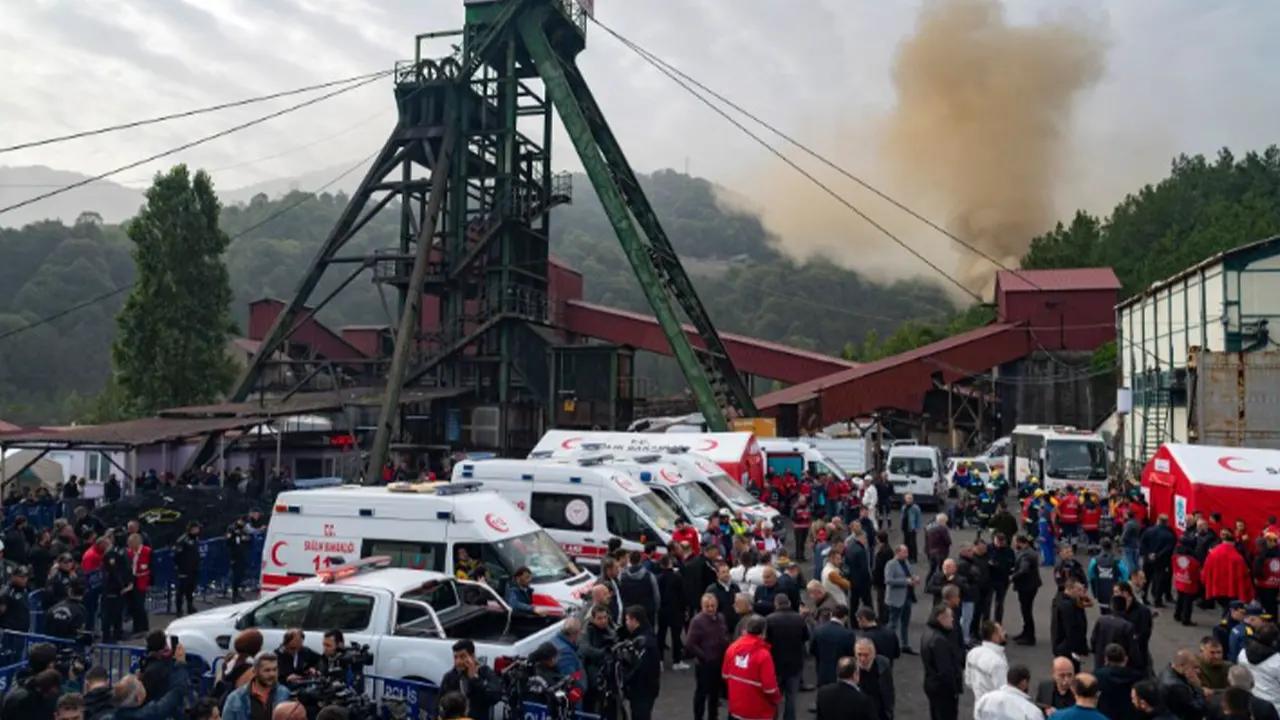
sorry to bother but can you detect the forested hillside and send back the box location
[0,169,952,424]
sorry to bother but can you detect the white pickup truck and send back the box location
[164,559,564,685]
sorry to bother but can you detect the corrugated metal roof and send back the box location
[1115,235,1280,310]
[996,268,1121,293]
[0,415,270,449]
[162,387,469,419]
[756,322,1021,410]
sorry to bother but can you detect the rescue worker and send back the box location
[1253,530,1280,619]
[791,499,812,562]
[1057,487,1080,541]
[975,487,998,531]
[1080,494,1102,547]
[1202,530,1255,608]
[1038,503,1057,567]
[1172,534,1203,626]
[1086,538,1128,613]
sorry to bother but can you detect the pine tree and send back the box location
[112,165,236,415]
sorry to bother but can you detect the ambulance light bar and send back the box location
[577,454,612,466]
[386,480,483,496]
[317,556,391,583]
[632,454,661,463]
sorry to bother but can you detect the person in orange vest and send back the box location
[1172,534,1202,626]
[1057,487,1081,542]
[1080,494,1102,547]
[722,615,780,720]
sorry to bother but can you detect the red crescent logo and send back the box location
[660,468,680,485]
[697,439,719,452]
[485,514,509,533]
[1177,556,1189,568]
[270,541,287,567]
[1270,559,1280,573]
[561,437,583,450]
[614,475,636,493]
[1218,456,1251,473]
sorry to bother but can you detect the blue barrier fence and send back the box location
[0,630,211,701]
[366,676,600,720]
[3,502,63,530]
[24,532,267,635]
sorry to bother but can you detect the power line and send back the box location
[583,22,982,304]
[0,70,390,155]
[0,150,380,345]
[590,17,1050,294]
[0,70,392,218]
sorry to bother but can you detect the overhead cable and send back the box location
[0,70,392,217]
[0,70,390,155]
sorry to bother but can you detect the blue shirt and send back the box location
[1051,705,1109,720]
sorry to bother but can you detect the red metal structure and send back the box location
[755,268,1120,429]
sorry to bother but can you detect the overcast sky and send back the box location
[2,0,1278,282]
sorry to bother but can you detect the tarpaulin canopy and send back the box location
[1142,443,1280,536]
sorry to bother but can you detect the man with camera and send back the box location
[622,606,661,720]
[441,639,502,719]
[277,629,321,686]
[222,651,291,720]
[318,629,345,677]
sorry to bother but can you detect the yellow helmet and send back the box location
[1034,489,1046,498]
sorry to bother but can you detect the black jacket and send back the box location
[1095,664,1143,720]
[920,620,964,697]
[816,681,876,720]
[1139,524,1176,561]
[440,664,502,720]
[753,582,784,617]
[657,567,685,620]
[1033,680,1075,712]
[44,569,74,606]
[618,565,660,623]
[1122,599,1154,672]
[0,679,57,719]
[102,546,133,595]
[925,571,969,605]
[857,625,901,662]
[706,580,740,634]
[624,627,661,700]
[1090,613,1136,667]
[1011,548,1042,592]
[683,554,717,609]
[1158,666,1209,720]
[1050,592,1089,657]
[872,546,894,589]
[174,534,201,575]
[43,598,86,639]
[810,621,856,686]
[0,583,31,632]
[988,545,1015,586]
[844,540,872,595]
[83,685,113,719]
[857,655,895,720]
[765,609,809,679]
[277,645,321,682]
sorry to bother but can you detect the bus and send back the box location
[1010,425,1109,494]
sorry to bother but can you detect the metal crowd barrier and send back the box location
[0,630,210,700]
[366,675,601,720]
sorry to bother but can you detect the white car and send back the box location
[165,558,564,686]
[945,458,992,487]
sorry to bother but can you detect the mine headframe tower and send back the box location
[216,0,757,477]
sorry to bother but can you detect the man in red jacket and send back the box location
[672,519,701,557]
[1202,530,1255,608]
[722,615,780,720]
[126,532,152,633]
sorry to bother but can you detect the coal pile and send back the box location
[93,488,267,547]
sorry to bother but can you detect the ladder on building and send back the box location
[1139,371,1169,463]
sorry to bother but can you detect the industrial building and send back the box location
[1117,235,1280,474]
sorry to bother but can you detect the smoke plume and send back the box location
[883,0,1105,287]
[745,0,1105,294]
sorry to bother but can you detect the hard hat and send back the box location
[1034,489,1045,498]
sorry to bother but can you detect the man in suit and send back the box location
[816,656,877,720]
[810,606,857,687]
[766,594,810,720]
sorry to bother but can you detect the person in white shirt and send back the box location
[965,621,1009,702]
[821,540,850,607]
[974,664,1042,720]
[861,479,878,519]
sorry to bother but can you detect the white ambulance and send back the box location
[453,458,679,566]
[533,447,779,528]
[260,482,594,613]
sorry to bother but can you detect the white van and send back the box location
[759,439,850,479]
[261,482,595,612]
[454,458,680,566]
[648,452,780,526]
[886,445,946,509]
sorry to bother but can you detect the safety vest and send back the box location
[1173,552,1202,594]
[1059,495,1080,524]
[1258,551,1280,590]
[1081,505,1101,532]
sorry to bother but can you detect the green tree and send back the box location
[112,165,236,415]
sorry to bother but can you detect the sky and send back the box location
[2,0,1279,286]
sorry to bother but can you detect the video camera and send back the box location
[499,657,578,720]
[53,632,94,679]
[292,643,376,719]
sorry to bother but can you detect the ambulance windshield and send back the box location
[708,473,759,508]
[631,492,680,534]
[670,481,723,518]
[492,530,578,583]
